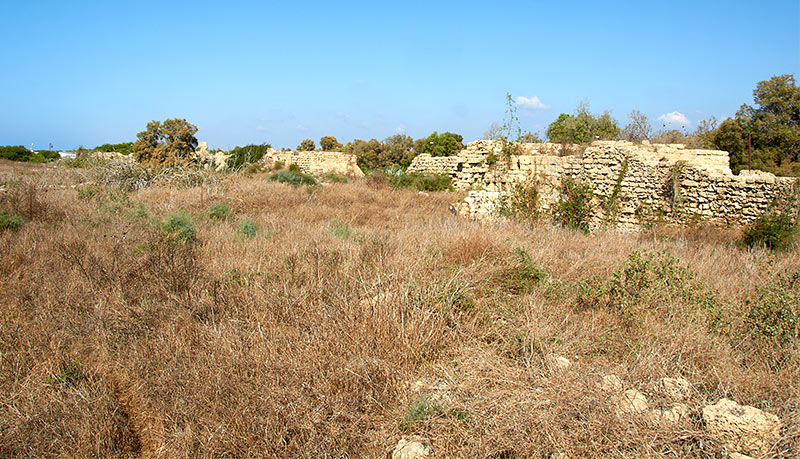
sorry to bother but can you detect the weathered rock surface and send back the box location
[702,398,782,456]
[545,353,571,371]
[599,374,624,392]
[391,438,431,459]
[650,402,689,425]
[658,376,692,400]
[617,388,649,414]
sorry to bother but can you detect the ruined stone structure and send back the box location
[407,140,797,229]
[263,149,364,177]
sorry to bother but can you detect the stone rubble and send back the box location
[702,398,782,456]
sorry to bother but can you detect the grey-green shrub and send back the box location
[0,210,24,232]
[237,217,258,239]
[160,211,196,242]
[207,203,232,221]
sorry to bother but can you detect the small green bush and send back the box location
[129,203,149,221]
[496,182,541,222]
[495,247,547,293]
[743,212,797,251]
[268,170,318,187]
[272,160,285,170]
[207,203,232,221]
[160,211,197,242]
[389,172,453,192]
[329,219,352,238]
[745,270,799,347]
[0,210,24,232]
[237,217,258,239]
[554,178,594,233]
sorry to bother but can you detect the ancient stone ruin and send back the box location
[407,139,798,229]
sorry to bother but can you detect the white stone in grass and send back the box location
[702,398,781,456]
[617,388,649,414]
[546,353,571,371]
[392,438,430,459]
[658,376,691,400]
[599,374,624,392]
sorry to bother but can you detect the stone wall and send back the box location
[409,140,797,229]
[264,150,364,177]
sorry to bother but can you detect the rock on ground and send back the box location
[391,438,431,459]
[617,389,649,414]
[702,398,781,456]
[658,376,691,400]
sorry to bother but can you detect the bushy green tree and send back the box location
[344,138,384,170]
[319,136,343,151]
[297,139,316,151]
[227,143,272,169]
[414,131,464,157]
[132,119,198,167]
[382,134,416,167]
[546,103,620,144]
[713,74,800,176]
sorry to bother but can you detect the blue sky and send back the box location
[1,0,798,150]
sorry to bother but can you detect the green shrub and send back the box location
[743,212,797,251]
[207,203,232,221]
[129,203,149,221]
[389,172,453,192]
[160,211,197,242]
[0,210,24,232]
[237,217,258,239]
[496,182,541,222]
[268,170,318,187]
[92,142,133,155]
[226,144,271,170]
[495,247,547,293]
[399,396,469,431]
[745,270,799,347]
[272,160,285,170]
[554,178,594,233]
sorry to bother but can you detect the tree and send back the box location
[319,136,343,151]
[415,131,464,157]
[382,134,416,168]
[482,122,503,140]
[546,103,620,144]
[344,138,384,170]
[132,118,198,167]
[297,139,316,151]
[621,110,652,142]
[708,75,800,176]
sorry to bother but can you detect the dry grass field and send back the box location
[0,161,798,458]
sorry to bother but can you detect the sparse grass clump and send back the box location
[322,172,348,183]
[75,184,99,201]
[328,218,352,238]
[496,182,541,222]
[268,169,317,187]
[744,269,800,348]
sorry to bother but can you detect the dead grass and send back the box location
[0,162,798,458]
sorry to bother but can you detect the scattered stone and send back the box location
[650,402,689,425]
[728,454,753,459]
[545,353,571,371]
[599,374,624,392]
[702,398,782,456]
[617,389,649,414]
[658,376,691,400]
[391,438,430,459]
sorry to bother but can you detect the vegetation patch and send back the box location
[554,177,594,233]
[389,172,453,192]
[160,211,197,242]
[207,202,232,221]
[237,217,259,239]
[0,210,24,231]
[268,169,318,187]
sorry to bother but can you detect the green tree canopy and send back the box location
[297,139,316,151]
[319,136,343,151]
[132,119,198,167]
[712,74,800,175]
[546,103,620,144]
[414,131,464,157]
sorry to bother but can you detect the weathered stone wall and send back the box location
[409,140,797,228]
[265,150,364,177]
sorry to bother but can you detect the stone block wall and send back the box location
[409,140,797,228]
[263,150,364,177]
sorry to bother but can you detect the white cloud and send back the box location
[255,125,265,131]
[515,96,551,110]
[657,111,690,126]
[393,124,406,133]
